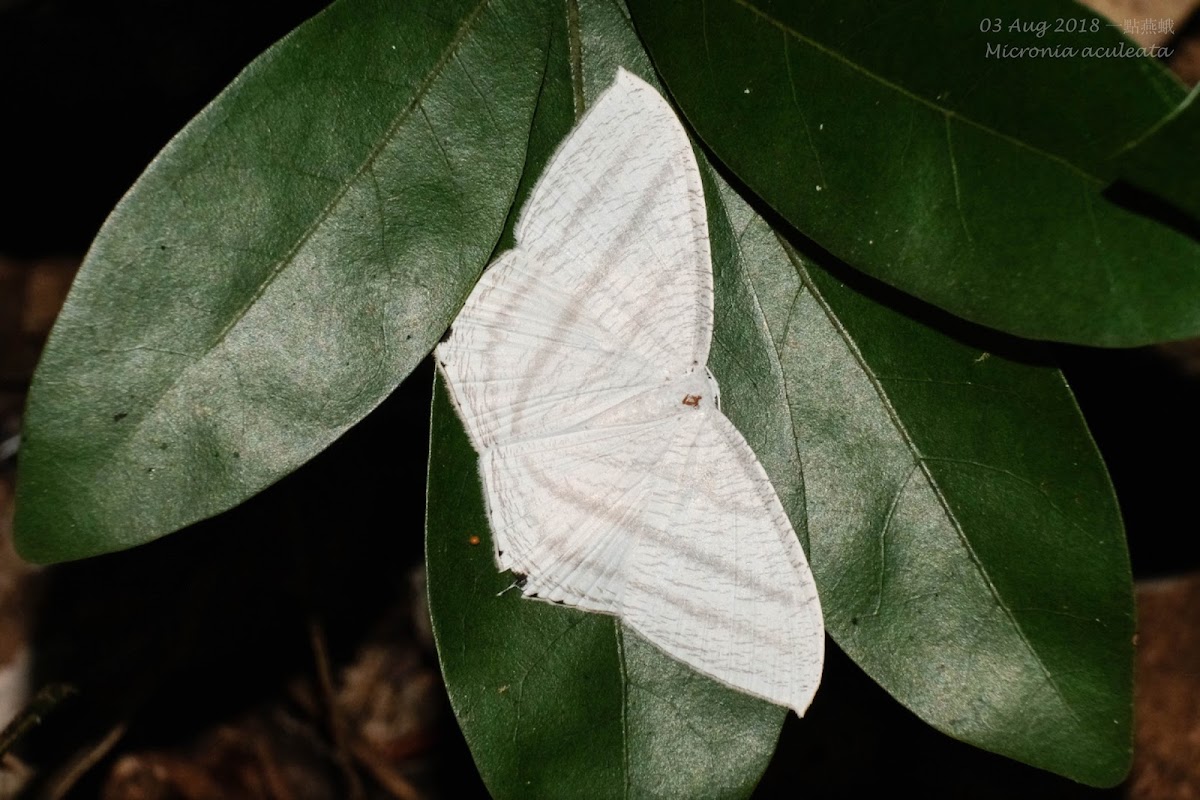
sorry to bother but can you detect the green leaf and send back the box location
[1112,83,1200,224]
[428,379,784,800]
[627,0,1200,346]
[425,2,789,797]
[708,177,1133,785]
[427,0,1132,790]
[15,0,551,563]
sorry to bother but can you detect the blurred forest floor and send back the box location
[2,0,1200,798]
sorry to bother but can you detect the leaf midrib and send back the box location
[778,236,1090,736]
[728,0,1132,186]
[710,182,809,540]
[116,0,494,446]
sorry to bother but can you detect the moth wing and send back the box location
[514,68,712,374]
[480,417,676,613]
[437,68,711,450]
[621,409,824,715]
[482,408,824,715]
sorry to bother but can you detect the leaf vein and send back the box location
[782,33,829,192]
[113,0,495,444]
[729,0,1101,185]
[944,114,973,244]
[781,239,1087,731]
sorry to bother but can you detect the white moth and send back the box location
[436,68,824,715]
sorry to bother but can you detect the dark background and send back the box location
[1,1,1198,798]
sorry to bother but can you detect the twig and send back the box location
[250,735,296,800]
[349,738,423,800]
[0,434,19,465]
[0,683,76,758]
[43,719,128,800]
[308,618,365,800]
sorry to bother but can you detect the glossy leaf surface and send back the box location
[16,0,550,562]
[627,0,1200,346]
[1113,83,1200,223]
[712,177,1133,786]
